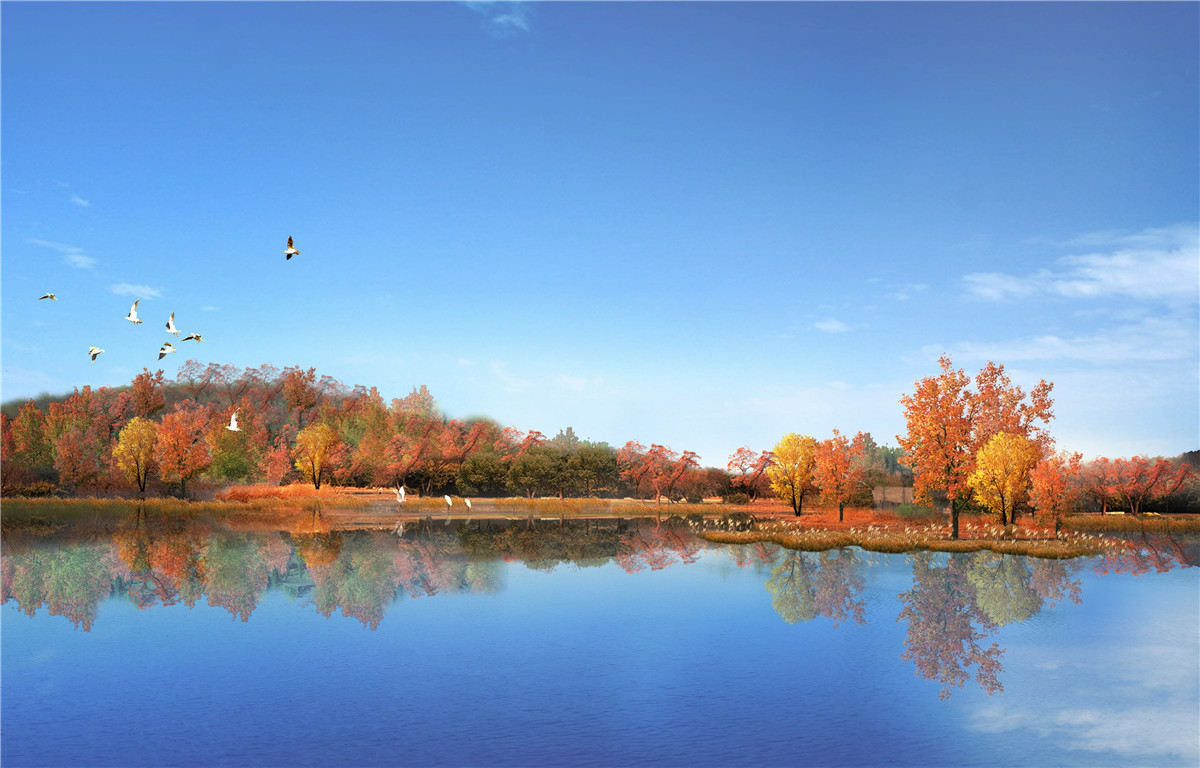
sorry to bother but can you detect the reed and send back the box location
[1062,514,1200,534]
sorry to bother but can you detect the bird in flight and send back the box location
[226,410,241,432]
[88,346,104,361]
[158,342,176,360]
[39,293,57,301]
[125,300,143,324]
[284,236,300,260]
[165,313,180,337]
[182,333,203,342]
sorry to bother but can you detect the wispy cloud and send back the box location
[28,238,96,269]
[813,319,850,334]
[927,314,1195,365]
[489,360,533,392]
[964,223,1199,302]
[889,282,929,301]
[111,283,161,299]
[69,194,91,208]
[200,305,219,312]
[465,1,532,36]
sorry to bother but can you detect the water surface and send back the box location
[3,515,1197,767]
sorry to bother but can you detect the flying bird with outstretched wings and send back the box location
[284,236,300,260]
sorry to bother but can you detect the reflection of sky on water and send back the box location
[967,568,1200,765]
[3,543,1197,768]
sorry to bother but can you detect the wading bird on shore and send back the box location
[88,346,104,361]
[284,236,299,260]
[39,293,56,301]
[125,300,142,324]
[182,333,203,342]
[158,342,176,360]
[165,313,179,337]
[444,495,452,508]
[226,410,241,432]
[395,486,406,503]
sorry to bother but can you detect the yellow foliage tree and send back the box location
[967,432,1041,527]
[294,422,341,490]
[112,416,158,493]
[767,433,819,516]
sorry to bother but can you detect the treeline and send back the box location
[1,361,911,501]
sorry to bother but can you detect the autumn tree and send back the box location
[767,433,819,515]
[727,447,775,501]
[294,422,342,490]
[154,402,213,498]
[5,401,54,481]
[1029,451,1084,531]
[112,417,158,493]
[130,368,167,418]
[898,356,1054,539]
[814,430,868,523]
[967,432,1042,528]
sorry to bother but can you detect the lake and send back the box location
[2,514,1197,768]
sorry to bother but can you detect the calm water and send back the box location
[2,515,1197,768]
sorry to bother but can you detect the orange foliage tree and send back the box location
[154,401,213,498]
[899,356,1054,539]
[814,430,868,522]
[727,447,775,501]
[1029,451,1084,530]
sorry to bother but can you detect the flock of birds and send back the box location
[41,238,301,432]
[40,237,299,366]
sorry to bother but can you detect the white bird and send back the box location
[39,293,57,301]
[394,486,406,503]
[87,346,104,361]
[284,236,300,260]
[444,495,452,508]
[165,313,179,337]
[125,299,143,324]
[226,410,241,432]
[182,333,203,342]
[158,342,176,360]
[465,498,472,511]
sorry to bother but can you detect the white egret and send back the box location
[226,410,241,432]
[284,236,300,260]
[444,495,452,508]
[395,486,406,503]
[88,346,104,361]
[39,293,57,301]
[158,342,176,360]
[182,333,203,342]
[125,299,143,324]
[165,313,179,337]
[465,498,472,511]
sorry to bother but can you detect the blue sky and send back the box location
[3,1,1197,466]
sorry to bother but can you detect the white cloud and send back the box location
[69,194,91,208]
[813,319,850,334]
[28,238,95,269]
[931,314,1195,365]
[110,283,161,299]
[889,282,929,301]
[200,305,219,312]
[965,223,1199,302]
[465,1,532,36]
[489,360,532,392]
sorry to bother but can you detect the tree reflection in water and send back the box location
[1,515,1192,701]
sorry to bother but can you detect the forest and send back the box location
[1,357,1196,529]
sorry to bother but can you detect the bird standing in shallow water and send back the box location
[88,346,104,361]
[284,236,300,260]
[125,300,143,324]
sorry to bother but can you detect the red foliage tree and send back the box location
[154,401,213,498]
[727,447,775,500]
